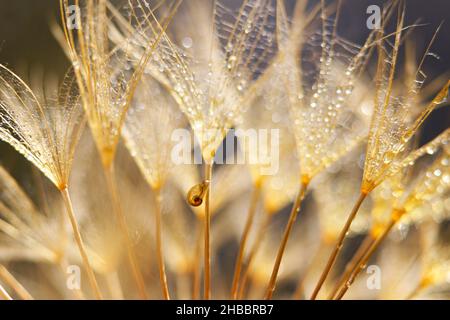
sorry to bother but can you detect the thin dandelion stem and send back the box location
[335,218,396,300]
[192,219,203,300]
[0,283,12,300]
[238,267,252,299]
[230,182,261,299]
[106,272,124,300]
[328,233,376,299]
[265,181,309,300]
[104,164,149,299]
[153,187,170,299]
[311,191,367,300]
[0,265,33,300]
[238,212,272,299]
[60,188,103,300]
[203,161,213,300]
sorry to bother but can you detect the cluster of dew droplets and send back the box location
[409,145,450,209]
[396,150,450,231]
[385,130,450,183]
[188,0,276,159]
[293,16,358,176]
[138,26,205,130]
[363,69,418,188]
[0,65,76,187]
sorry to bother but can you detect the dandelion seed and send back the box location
[313,3,450,299]
[59,0,179,298]
[0,64,104,298]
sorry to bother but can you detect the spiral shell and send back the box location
[187,182,208,207]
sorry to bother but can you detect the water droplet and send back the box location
[182,37,193,49]
[383,151,395,164]
[426,146,436,155]
[227,55,237,70]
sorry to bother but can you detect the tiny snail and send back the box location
[187,181,209,207]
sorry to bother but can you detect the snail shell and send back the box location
[187,182,208,207]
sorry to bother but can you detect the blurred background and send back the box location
[0,0,448,300]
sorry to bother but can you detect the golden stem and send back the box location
[238,267,252,299]
[192,220,203,299]
[238,212,272,299]
[311,191,367,300]
[106,271,124,300]
[264,181,309,299]
[60,188,103,299]
[230,182,261,299]
[153,187,170,299]
[104,164,149,299]
[328,233,376,299]
[0,283,12,300]
[0,265,33,300]
[335,218,396,300]
[203,161,213,299]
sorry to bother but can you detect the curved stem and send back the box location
[265,181,309,300]
[335,218,396,300]
[104,164,148,299]
[230,182,261,299]
[153,187,170,299]
[328,233,375,299]
[60,188,102,299]
[0,265,33,300]
[203,161,213,299]
[238,212,272,299]
[311,191,367,300]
